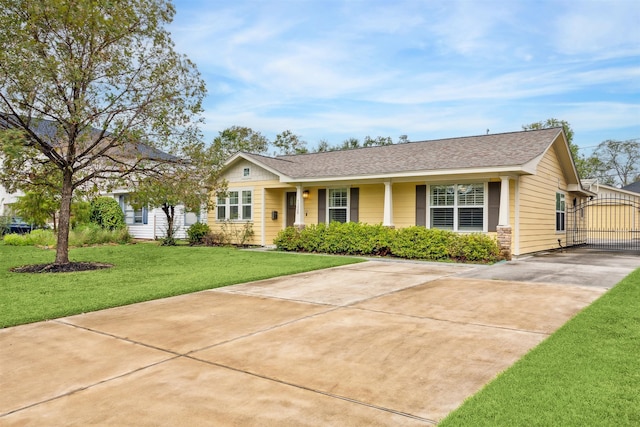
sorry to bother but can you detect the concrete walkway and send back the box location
[2,251,636,425]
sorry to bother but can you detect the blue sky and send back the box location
[169,0,640,154]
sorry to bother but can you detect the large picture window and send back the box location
[556,192,565,232]
[328,188,348,223]
[429,183,485,231]
[217,189,253,221]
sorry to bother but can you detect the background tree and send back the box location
[363,136,393,147]
[12,191,57,229]
[315,139,331,152]
[397,134,410,144]
[522,118,591,178]
[338,137,361,150]
[0,0,205,265]
[273,130,308,155]
[589,139,640,186]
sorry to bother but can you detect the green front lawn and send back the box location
[440,267,640,426]
[0,243,363,328]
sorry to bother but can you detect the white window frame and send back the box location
[242,167,251,178]
[427,183,487,232]
[556,192,566,232]
[118,195,145,225]
[216,188,253,222]
[326,187,349,223]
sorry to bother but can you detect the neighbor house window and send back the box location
[328,188,348,223]
[243,167,250,177]
[429,183,484,231]
[556,192,565,232]
[119,195,147,225]
[216,189,252,221]
[184,210,200,226]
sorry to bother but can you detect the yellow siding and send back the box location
[359,184,385,224]
[517,145,567,254]
[208,179,295,245]
[393,183,418,228]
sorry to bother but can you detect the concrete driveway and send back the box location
[2,249,638,425]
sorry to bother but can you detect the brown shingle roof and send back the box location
[242,128,563,179]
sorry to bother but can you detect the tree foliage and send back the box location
[273,130,308,155]
[90,196,125,230]
[522,118,593,179]
[590,139,640,186]
[12,191,57,228]
[0,0,205,263]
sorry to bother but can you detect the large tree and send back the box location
[590,139,640,186]
[0,0,205,264]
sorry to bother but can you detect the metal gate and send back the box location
[567,195,640,251]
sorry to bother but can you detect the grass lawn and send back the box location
[440,267,640,426]
[0,243,363,328]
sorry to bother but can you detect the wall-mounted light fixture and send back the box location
[302,190,310,199]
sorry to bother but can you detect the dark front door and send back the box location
[286,192,296,227]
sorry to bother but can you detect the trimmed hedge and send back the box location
[274,223,500,263]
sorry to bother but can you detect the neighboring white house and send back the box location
[105,190,207,240]
[0,185,22,217]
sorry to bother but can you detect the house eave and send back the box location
[279,165,532,184]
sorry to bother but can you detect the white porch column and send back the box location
[498,176,511,226]
[294,184,305,227]
[383,181,394,227]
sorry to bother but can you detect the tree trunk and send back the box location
[164,204,175,240]
[55,169,73,264]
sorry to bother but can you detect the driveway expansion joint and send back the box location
[185,354,438,425]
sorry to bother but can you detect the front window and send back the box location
[217,189,252,221]
[328,188,348,223]
[556,192,566,232]
[430,183,484,231]
[119,195,145,225]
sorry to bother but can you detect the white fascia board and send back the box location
[280,166,530,184]
[223,152,294,182]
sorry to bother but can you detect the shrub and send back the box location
[26,229,56,247]
[273,226,301,251]
[187,222,211,245]
[90,197,125,230]
[71,200,92,228]
[449,233,500,263]
[202,232,225,246]
[390,227,455,260]
[220,220,255,246]
[274,223,499,263]
[3,233,29,246]
[69,223,131,246]
[3,230,56,247]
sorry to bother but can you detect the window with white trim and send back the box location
[243,167,250,177]
[216,190,252,221]
[118,195,147,225]
[429,183,484,231]
[556,192,565,232]
[328,188,348,223]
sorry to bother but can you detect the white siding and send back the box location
[0,185,22,216]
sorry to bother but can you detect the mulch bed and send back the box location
[11,262,114,273]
